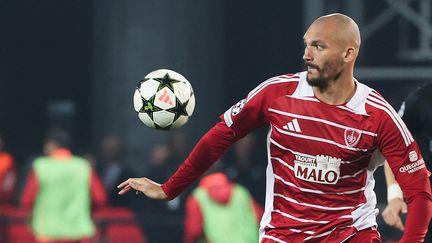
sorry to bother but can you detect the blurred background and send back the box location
[0,0,431,242]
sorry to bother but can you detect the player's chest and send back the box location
[266,97,377,160]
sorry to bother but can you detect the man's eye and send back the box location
[316,45,324,50]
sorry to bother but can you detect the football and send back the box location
[133,69,195,130]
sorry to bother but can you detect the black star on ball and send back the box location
[167,98,189,122]
[139,95,161,120]
[137,78,149,88]
[154,73,182,92]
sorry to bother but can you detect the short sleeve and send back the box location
[221,74,298,138]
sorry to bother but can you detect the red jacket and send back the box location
[0,151,16,205]
[184,173,263,243]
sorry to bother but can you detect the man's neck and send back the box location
[313,76,357,105]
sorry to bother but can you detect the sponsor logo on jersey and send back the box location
[344,129,362,147]
[409,151,418,162]
[294,155,341,185]
[399,158,425,174]
[283,119,302,132]
[231,99,246,116]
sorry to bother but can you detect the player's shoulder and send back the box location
[363,86,409,134]
[246,71,303,101]
[365,87,415,146]
[364,87,395,116]
[339,80,397,118]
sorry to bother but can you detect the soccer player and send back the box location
[118,13,432,242]
[21,128,107,242]
[184,172,263,243]
[382,82,432,241]
[0,133,16,205]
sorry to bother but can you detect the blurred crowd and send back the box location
[0,128,266,243]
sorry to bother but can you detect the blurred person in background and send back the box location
[382,82,432,242]
[184,172,263,243]
[119,13,432,242]
[96,134,134,207]
[226,133,266,204]
[20,128,107,243]
[146,144,175,183]
[136,143,183,243]
[167,131,189,163]
[0,133,17,205]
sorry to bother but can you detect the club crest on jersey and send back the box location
[231,99,246,116]
[409,151,418,162]
[344,129,362,147]
[294,155,341,185]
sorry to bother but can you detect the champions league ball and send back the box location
[133,69,195,130]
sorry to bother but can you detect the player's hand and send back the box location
[381,198,407,231]
[117,177,168,200]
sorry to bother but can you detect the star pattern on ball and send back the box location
[139,95,162,120]
[137,78,150,87]
[154,74,182,92]
[167,98,189,122]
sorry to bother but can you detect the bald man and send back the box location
[119,13,431,242]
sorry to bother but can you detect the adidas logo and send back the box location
[158,89,173,105]
[283,119,302,132]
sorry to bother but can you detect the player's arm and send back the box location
[118,120,251,199]
[381,161,407,231]
[382,88,422,231]
[250,197,264,223]
[20,169,38,209]
[184,195,204,243]
[89,167,108,207]
[118,75,289,199]
[378,111,432,243]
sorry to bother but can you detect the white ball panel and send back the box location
[153,110,175,128]
[139,79,160,100]
[186,94,195,116]
[173,82,193,103]
[133,89,143,112]
[170,115,189,129]
[138,113,155,128]
[154,87,176,109]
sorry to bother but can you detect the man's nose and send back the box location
[303,47,313,62]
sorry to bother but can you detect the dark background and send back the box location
[0,1,430,242]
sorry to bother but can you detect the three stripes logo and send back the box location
[283,119,302,132]
[158,89,173,106]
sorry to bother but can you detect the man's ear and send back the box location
[343,47,356,62]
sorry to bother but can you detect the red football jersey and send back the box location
[162,71,431,242]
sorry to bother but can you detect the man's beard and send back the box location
[307,74,330,92]
[305,59,344,92]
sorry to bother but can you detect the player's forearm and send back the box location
[398,172,432,242]
[384,160,397,186]
[384,161,404,202]
[162,121,239,199]
[400,192,432,243]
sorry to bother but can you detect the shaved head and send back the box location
[312,13,361,49]
[303,13,361,91]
